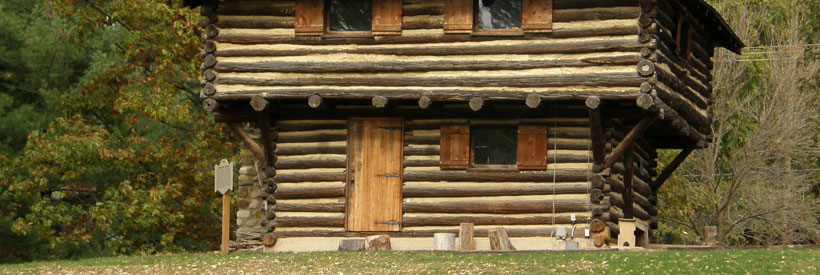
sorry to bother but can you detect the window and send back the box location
[295,0,401,36]
[444,0,552,34]
[327,0,372,32]
[471,127,518,166]
[440,125,547,170]
[476,0,522,30]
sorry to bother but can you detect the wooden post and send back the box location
[586,96,606,171]
[623,145,634,220]
[653,147,694,192]
[603,116,657,169]
[308,94,324,108]
[214,159,234,254]
[221,191,230,253]
[458,223,475,251]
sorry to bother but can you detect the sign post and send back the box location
[215,159,234,254]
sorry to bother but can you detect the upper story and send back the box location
[191,0,743,149]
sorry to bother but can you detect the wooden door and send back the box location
[346,118,403,231]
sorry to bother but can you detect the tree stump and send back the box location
[488,228,516,251]
[339,238,366,251]
[703,226,718,246]
[365,235,391,251]
[433,233,455,251]
[458,223,475,251]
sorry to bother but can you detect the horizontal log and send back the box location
[275,144,346,155]
[271,213,592,227]
[272,225,587,238]
[213,35,645,56]
[276,120,347,131]
[273,172,345,183]
[214,52,641,73]
[216,15,294,29]
[405,119,592,129]
[403,195,591,213]
[608,192,652,217]
[402,182,591,197]
[403,170,590,182]
[553,0,638,9]
[273,198,345,212]
[402,15,442,30]
[274,156,346,169]
[403,213,591,226]
[214,67,643,88]
[276,130,346,143]
[553,7,641,22]
[275,182,344,199]
[216,1,294,16]
[214,86,641,107]
[403,2,443,16]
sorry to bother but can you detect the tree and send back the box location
[658,0,820,245]
[0,0,234,260]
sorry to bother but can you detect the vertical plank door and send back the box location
[346,118,403,232]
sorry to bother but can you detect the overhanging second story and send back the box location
[193,0,743,149]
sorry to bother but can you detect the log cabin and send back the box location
[184,0,743,251]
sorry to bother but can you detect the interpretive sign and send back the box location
[214,159,233,194]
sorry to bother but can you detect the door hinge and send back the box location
[374,221,400,225]
[376,174,401,178]
[378,126,402,131]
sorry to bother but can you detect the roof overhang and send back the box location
[683,0,745,54]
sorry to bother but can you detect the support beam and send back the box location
[586,96,606,171]
[652,147,694,192]
[603,116,658,169]
[623,144,634,219]
[252,96,275,175]
[229,123,265,164]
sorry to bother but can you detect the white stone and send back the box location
[237,210,251,219]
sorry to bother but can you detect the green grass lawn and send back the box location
[1,247,818,274]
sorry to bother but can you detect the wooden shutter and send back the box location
[373,0,402,35]
[516,125,547,170]
[295,0,324,36]
[444,0,473,34]
[522,0,553,33]
[440,125,470,169]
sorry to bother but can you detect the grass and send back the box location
[0,247,818,274]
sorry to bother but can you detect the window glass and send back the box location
[476,0,522,30]
[472,127,517,165]
[327,0,372,32]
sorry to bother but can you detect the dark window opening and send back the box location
[327,0,372,32]
[475,0,522,30]
[471,127,517,166]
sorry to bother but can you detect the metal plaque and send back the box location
[214,159,234,194]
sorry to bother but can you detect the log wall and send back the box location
[199,0,647,103]
[264,104,597,239]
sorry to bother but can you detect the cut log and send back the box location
[308,94,324,108]
[203,98,219,112]
[459,223,475,251]
[469,97,485,111]
[418,95,432,109]
[365,235,392,251]
[250,95,269,111]
[372,96,389,108]
[526,94,542,109]
[339,238,366,251]
[433,233,456,251]
[488,228,516,251]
